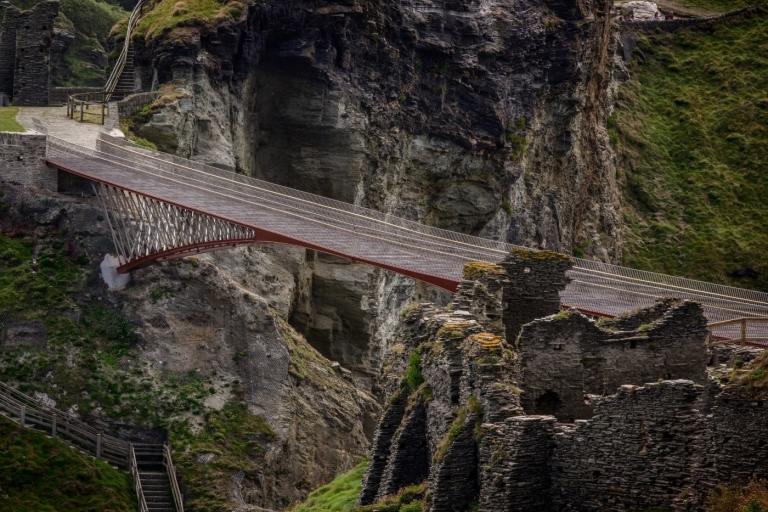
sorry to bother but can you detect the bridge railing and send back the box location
[708,317,768,347]
[45,134,768,336]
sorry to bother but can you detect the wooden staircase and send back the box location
[135,444,175,512]
[0,381,184,512]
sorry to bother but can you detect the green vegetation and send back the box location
[707,480,768,512]
[171,402,275,512]
[291,461,369,512]
[0,233,211,425]
[725,352,768,397]
[9,0,127,86]
[134,0,246,40]
[462,261,505,281]
[433,396,482,463]
[405,348,424,392]
[59,0,127,85]
[358,483,426,512]
[0,415,134,511]
[0,107,23,132]
[611,12,768,290]
[674,0,755,14]
[291,464,425,512]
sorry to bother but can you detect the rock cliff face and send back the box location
[0,180,379,510]
[128,0,623,380]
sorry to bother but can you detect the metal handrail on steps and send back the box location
[164,444,185,512]
[130,444,150,512]
[104,0,145,101]
[0,380,184,512]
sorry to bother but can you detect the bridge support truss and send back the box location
[94,183,259,273]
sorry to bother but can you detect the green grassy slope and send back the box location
[0,107,23,132]
[674,0,756,13]
[611,11,768,291]
[0,415,134,512]
[291,462,368,512]
[290,461,426,512]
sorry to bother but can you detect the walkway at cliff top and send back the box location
[17,106,102,148]
[23,107,768,344]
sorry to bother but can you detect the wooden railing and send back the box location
[130,444,150,512]
[164,444,185,512]
[67,91,110,125]
[0,381,129,468]
[0,381,184,512]
[708,317,768,347]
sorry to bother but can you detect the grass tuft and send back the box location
[0,107,23,132]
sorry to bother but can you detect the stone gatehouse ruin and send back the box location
[0,0,59,106]
[362,249,768,511]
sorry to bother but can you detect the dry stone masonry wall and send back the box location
[361,252,768,511]
[517,299,709,420]
[0,131,56,190]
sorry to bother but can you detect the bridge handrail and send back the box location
[46,134,768,318]
[709,316,768,346]
[93,135,768,307]
[104,0,144,101]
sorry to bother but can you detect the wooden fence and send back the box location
[0,380,129,467]
[0,381,184,512]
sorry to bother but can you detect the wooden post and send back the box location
[741,318,747,345]
[51,415,57,437]
[80,104,84,122]
[96,433,102,458]
[19,405,25,427]
[101,102,106,125]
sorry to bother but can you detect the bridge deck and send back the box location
[45,136,768,342]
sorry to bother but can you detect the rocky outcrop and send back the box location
[359,257,768,511]
[127,0,624,380]
[0,178,380,510]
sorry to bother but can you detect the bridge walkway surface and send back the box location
[41,132,768,344]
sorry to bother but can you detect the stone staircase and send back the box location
[134,444,176,512]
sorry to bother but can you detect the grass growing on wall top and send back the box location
[0,107,23,132]
[611,12,768,291]
[0,415,135,511]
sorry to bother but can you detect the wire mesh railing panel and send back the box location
[45,136,768,336]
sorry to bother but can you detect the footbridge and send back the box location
[44,135,768,344]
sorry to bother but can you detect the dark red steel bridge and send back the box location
[45,135,768,345]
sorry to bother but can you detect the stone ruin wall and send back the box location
[517,298,710,421]
[0,0,58,106]
[362,250,768,512]
[0,131,56,190]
